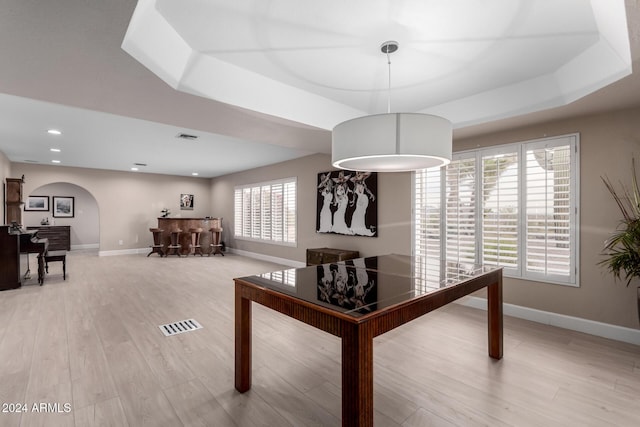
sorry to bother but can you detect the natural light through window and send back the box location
[234,178,297,246]
[413,134,579,286]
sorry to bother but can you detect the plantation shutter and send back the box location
[234,189,243,237]
[251,187,261,239]
[283,181,297,243]
[271,183,283,241]
[445,157,477,265]
[242,187,251,237]
[413,167,443,284]
[233,178,296,245]
[524,140,575,282]
[481,152,519,270]
[413,134,578,286]
[261,185,272,241]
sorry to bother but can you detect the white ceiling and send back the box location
[124,0,631,129]
[1,0,640,178]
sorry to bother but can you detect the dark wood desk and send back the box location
[306,247,360,265]
[26,226,70,251]
[234,255,503,427]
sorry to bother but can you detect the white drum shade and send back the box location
[332,113,452,172]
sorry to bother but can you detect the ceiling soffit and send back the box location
[122,0,631,130]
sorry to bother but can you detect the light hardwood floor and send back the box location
[0,251,639,426]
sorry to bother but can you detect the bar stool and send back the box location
[147,228,165,257]
[209,227,224,256]
[189,227,204,256]
[166,228,183,257]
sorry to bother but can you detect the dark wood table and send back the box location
[234,254,503,426]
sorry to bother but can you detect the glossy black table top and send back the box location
[237,254,500,318]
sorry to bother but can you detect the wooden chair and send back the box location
[209,226,224,256]
[147,228,165,257]
[44,250,67,280]
[166,228,183,257]
[189,227,204,256]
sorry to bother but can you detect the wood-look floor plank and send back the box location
[21,381,74,427]
[102,340,183,427]
[184,347,293,427]
[73,397,129,427]
[24,289,70,397]
[252,365,340,426]
[164,379,236,427]
[401,407,458,427]
[0,251,638,427]
[64,288,118,410]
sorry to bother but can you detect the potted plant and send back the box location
[600,158,640,322]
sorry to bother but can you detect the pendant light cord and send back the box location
[381,41,398,114]
[386,50,392,114]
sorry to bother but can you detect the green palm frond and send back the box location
[601,159,640,286]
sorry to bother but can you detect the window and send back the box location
[234,178,297,246]
[414,134,579,286]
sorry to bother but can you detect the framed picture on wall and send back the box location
[25,195,49,211]
[316,170,378,237]
[180,193,194,210]
[53,196,74,218]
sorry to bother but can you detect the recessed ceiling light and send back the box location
[51,160,61,164]
[192,172,199,176]
[131,167,139,171]
[50,148,61,152]
[47,129,62,135]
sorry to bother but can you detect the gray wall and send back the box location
[4,105,640,329]
[212,106,640,330]
[22,182,100,249]
[454,107,640,330]
[11,163,213,253]
[210,153,412,262]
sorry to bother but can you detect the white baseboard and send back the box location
[458,296,640,346]
[71,243,99,250]
[227,248,306,268]
[99,248,148,257]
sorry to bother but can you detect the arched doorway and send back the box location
[23,182,100,251]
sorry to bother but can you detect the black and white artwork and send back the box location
[52,196,74,218]
[180,193,194,210]
[316,170,377,236]
[316,257,378,313]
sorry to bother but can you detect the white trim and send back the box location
[457,296,640,346]
[71,243,99,250]
[227,248,306,268]
[234,235,297,247]
[99,248,148,257]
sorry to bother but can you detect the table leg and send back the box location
[342,322,374,427]
[235,285,252,392]
[37,254,44,285]
[487,275,503,359]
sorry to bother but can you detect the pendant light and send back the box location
[332,41,452,172]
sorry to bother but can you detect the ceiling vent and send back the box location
[176,133,198,140]
[133,162,147,166]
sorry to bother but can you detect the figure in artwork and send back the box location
[331,171,353,235]
[315,169,378,237]
[317,173,334,233]
[349,171,376,236]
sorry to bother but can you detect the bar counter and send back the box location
[157,217,222,255]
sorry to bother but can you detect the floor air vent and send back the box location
[159,319,203,337]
